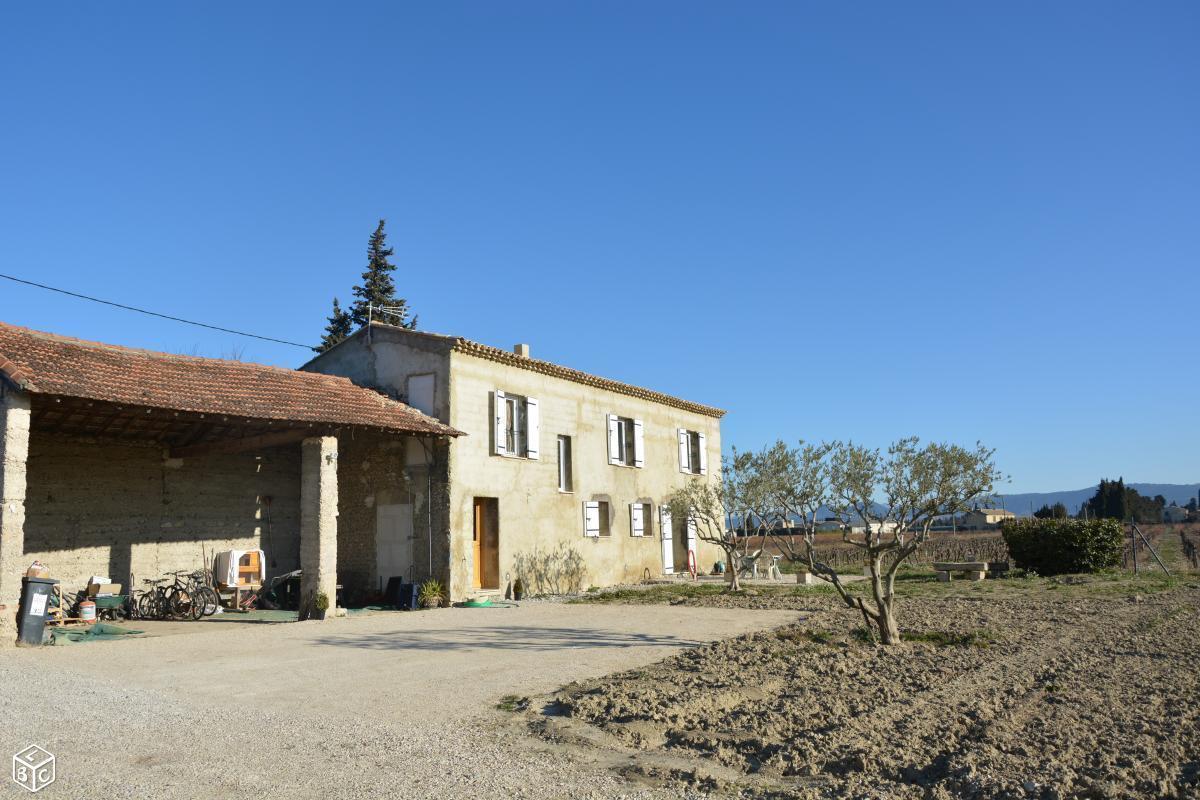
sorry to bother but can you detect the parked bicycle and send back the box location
[132,571,220,621]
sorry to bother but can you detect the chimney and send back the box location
[513,343,530,358]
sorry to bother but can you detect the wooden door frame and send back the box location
[472,497,500,590]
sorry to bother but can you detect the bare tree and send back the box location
[812,438,1002,644]
[668,450,764,591]
[758,440,833,563]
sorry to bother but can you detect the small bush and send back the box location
[1001,518,1124,575]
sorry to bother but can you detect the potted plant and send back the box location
[513,577,525,601]
[418,579,445,609]
[313,590,330,620]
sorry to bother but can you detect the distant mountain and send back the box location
[995,483,1200,517]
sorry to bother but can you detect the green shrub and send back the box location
[1001,518,1124,575]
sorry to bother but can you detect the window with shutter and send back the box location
[583,501,600,537]
[630,503,645,537]
[493,390,537,459]
[493,390,507,455]
[677,429,707,475]
[632,419,644,468]
[525,397,540,460]
[608,414,637,467]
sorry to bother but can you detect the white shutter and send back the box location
[493,391,507,455]
[607,414,621,465]
[583,501,601,537]
[677,428,690,473]
[525,397,540,460]
[686,514,698,560]
[630,503,645,537]
[659,506,674,574]
[697,432,708,475]
[632,419,644,468]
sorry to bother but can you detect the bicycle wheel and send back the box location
[170,588,201,620]
[196,586,220,616]
[137,591,158,620]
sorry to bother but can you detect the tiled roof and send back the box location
[0,322,461,436]
[337,323,726,418]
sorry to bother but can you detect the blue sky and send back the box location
[1,3,1197,494]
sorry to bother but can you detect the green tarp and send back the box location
[52,623,144,645]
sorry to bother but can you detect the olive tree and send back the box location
[819,438,1002,644]
[667,449,765,591]
[757,440,833,563]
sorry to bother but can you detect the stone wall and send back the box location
[335,431,452,602]
[22,433,302,592]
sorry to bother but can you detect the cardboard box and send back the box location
[88,582,122,597]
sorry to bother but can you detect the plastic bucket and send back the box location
[79,600,97,624]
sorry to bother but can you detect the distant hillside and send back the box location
[996,483,1200,516]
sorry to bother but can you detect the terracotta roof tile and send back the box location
[0,322,461,436]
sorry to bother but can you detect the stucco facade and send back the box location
[305,324,725,600]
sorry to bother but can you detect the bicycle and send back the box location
[136,578,172,619]
[164,570,205,621]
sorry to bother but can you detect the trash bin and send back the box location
[396,583,419,610]
[17,577,58,646]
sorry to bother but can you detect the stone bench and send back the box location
[933,562,988,582]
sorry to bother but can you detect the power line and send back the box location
[0,272,311,349]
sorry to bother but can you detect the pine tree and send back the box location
[314,297,353,353]
[349,219,416,330]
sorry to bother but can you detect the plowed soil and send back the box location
[535,576,1200,799]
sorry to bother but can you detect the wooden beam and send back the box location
[169,429,312,460]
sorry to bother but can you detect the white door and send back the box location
[659,507,674,575]
[376,503,414,586]
[685,515,698,570]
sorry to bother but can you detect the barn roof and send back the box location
[0,322,461,436]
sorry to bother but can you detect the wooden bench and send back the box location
[933,562,988,582]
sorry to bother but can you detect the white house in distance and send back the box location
[960,508,1017,530]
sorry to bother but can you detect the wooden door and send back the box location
[473,498,499,589]
[473,499,485,588]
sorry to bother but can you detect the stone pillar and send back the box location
[0,388,31,642]
[300,436,338,620]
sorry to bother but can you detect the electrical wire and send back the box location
[0,271,311,349]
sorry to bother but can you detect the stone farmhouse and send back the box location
[0,320,724,634]
[303,322,725,600]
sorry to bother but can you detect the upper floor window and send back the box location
[557,435,573,492]
[606,414,643,468]
[493,390,539,459]
[406,373,436,417]
[677,428,708,475]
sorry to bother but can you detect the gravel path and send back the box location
[0,603,795,798]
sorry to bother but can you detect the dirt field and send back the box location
[1,603,794,799]
[528,561,1200,798]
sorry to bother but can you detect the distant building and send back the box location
[961,508,1016,530]
[1164,505,1188,524]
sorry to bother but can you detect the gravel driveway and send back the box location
[0,603,795,799]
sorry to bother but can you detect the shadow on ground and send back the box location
[309,625,704,652]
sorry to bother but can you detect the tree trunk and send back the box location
[725,546,741,591]
[875,595,901,644]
